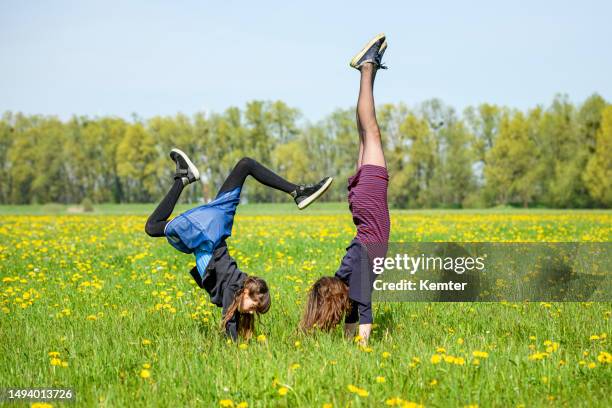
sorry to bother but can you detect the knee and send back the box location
[144,219,157,237]
[363,127,381,141]
[236,156,256,170]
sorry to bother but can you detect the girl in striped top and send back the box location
[300,33,390,345]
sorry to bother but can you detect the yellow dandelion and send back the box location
[236,402,248,408]
[142,339,151,346]
[278,387,288,396]
[256,334,266,343]
[376,376,386,383]
[48,351,60,358]
[472,351,489,358]
[139,369,151,379]
[219,400,234,407]
[597,351,611,363]
[431,354,442,364]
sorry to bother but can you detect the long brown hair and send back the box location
[221,276,271,339]
[300,276,351,332]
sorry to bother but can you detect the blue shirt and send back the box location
[164,187,242,279]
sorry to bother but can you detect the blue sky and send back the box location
[1,0,611,122]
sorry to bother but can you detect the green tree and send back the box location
[583,105,612,206]
[485,111,540,207]
[116,124,158,202]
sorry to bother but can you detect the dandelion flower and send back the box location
[139,369,151,379]
[597,351,611,363]
[278,387,288,396]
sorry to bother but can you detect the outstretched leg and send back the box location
[217,157,333,210]
[145,148,199,237]
[145,179,184,237]
[357,63,385,169]
[217,157,297,197]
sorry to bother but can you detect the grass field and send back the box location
[1,204,611,407]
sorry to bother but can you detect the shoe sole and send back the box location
[297,177,334,210]
[171,148,200,181]
[350,33,386,68]
[379,40,387,56]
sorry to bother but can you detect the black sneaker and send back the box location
[170,148,200,186]
[291,177,333,210]
[349,33,388,70]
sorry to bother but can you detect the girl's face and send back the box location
[238,289,258,314]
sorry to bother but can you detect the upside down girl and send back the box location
[300,33,391,345]
[145,151,332,340]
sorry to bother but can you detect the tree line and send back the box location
[0,94,610,208]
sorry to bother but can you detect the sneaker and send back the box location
[378,39,388,64]
[291,176,334,210]
[170,148,200,186]
[349,33,388,70]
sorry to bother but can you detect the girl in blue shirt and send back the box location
[145,149,332,340]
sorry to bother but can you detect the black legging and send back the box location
[145,157,297,237]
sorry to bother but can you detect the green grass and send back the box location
[1,202,611,216]
[0,209,610,407]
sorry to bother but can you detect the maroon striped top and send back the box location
[347,164,390,261]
